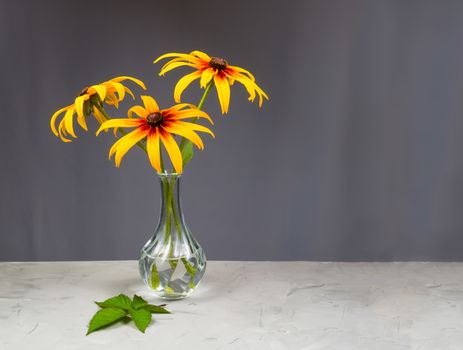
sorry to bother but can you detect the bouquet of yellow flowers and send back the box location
[51,50,268,300]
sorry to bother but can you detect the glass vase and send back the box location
[138,172,207,300]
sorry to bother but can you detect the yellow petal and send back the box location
[154,52,197,64]
[146,129,162,172]
[160,57,190,65]
[140,95,159,114]
[112,128,147,167]
[214,74,231,114]
[128,105,147,118]
[159,61,199,76]
[88,84,107,100]
[160,132,183,173]
[76,114,88,131]
[162,103,196,115]
[175,121,215,138]
[170,108,214,124]
[63,107,77,138]
[190,50,211,61]
[58,117,67,136]
[232,74,257,102]
[59,134,72,142]
[200,68,216,88]
[105,91,119,108]
[50,105,71,136]
[58,116,72,142]
[109,136,125,159]
[159,57,198,70]
[96,118,141,135]
[74,95,88,118]
[162,123,204,150]
[173,71,202,103]
[110,76,147,90]
[255,84,269,107]
[229,65,256,81]
[233,73,269,107]
[125,87,135,99]
[106,82,125,101]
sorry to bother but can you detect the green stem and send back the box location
[197,80,214,111]
[165,177,178,280]
[168,82,214,288]
[179,80,214,152]
[170,179,182,239]
[163,177,172,244]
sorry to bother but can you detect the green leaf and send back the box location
[95,294,132,310]
[181,141,194,166]
[130,308,152,333]
[87,307,127,335]
[132,294,148,309]
[87,294,171,335]
[142,304,170,314]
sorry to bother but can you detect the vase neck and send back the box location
[159,172,182,217]
[155,173,186,239]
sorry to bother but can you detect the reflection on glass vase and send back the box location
[138,172,206,300]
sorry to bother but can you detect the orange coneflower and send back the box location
[96,95,214,173]
[154,50,268,114]
[50,76,146,142]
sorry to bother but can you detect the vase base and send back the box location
[139,250,206,300]
[155,293,191,301]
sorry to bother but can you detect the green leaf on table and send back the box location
[87,294,171,335]
[132,294,148,309]
[142,304,170,314]
[95,294,132,310]
[181,140,194,166]
[130,308,152,333]
[87,307,127,335]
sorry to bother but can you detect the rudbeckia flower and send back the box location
[154,50,269,114]
[96,95,214,173]
[50,76,146,142]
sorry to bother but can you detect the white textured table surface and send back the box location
[1,261,463,350]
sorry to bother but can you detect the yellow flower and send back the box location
[50,76,146,142]
[96,95,214,173]
[154,50,269,114]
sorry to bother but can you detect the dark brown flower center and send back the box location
[79,87,89,96]
[209,57,228,71]
[146,112,164,126]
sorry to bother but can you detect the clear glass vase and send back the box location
[138,172,206,300]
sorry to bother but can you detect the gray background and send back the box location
[2,0,463,261]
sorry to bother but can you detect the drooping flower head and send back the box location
[96,95,214,173]
[154,50,268,114]
[50,76,146,142]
